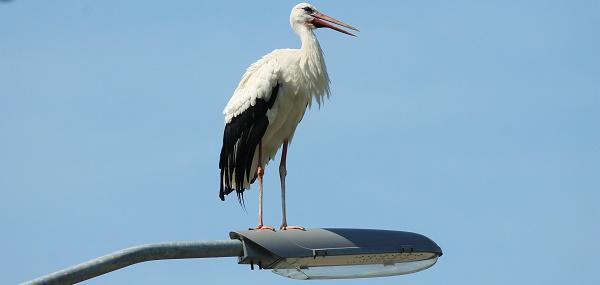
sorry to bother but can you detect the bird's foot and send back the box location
[279,225,305,231]
[250,225,275,231]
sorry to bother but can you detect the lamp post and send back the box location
[22,228,442,284]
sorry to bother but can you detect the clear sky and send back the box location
[1,1,599,284]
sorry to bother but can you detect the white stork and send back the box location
[219,3,358,230]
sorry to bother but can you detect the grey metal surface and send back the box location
[230,228,442,268]
[22,240,243,285]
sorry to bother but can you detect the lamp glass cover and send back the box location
[272,254,439,280]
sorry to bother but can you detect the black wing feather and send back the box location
[219,83,279,202]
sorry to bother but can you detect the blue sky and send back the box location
[1,0,599,284]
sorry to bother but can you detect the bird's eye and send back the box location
[302,7,314,14]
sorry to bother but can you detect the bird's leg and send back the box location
[253,141,274,231]
[279,140,305,231]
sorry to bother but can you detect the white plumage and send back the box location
[223,43,329,189]
[219,2,357,230]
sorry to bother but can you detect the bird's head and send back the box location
[290,3,359,36]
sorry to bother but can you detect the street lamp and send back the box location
[232,228,442,280]
[22,228,442,284]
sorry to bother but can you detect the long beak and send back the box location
[311,12,359,37]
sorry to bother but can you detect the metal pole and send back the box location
[22,239,243,285]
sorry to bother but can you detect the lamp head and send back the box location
[230,228,442,280]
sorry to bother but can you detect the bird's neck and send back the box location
[298,28,324,64]
[297,27,330,106]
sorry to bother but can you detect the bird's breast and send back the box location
[262,86,309,143]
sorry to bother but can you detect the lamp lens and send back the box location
[273,256,439,280]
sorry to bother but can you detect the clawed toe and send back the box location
[250,225,275,231]
[279,225,305,231]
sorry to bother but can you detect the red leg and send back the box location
[279,140,305,231]
[253,141,274,231]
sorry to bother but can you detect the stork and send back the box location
[219,3,358,230]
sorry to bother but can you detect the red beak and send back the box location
[311,12,359,37]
